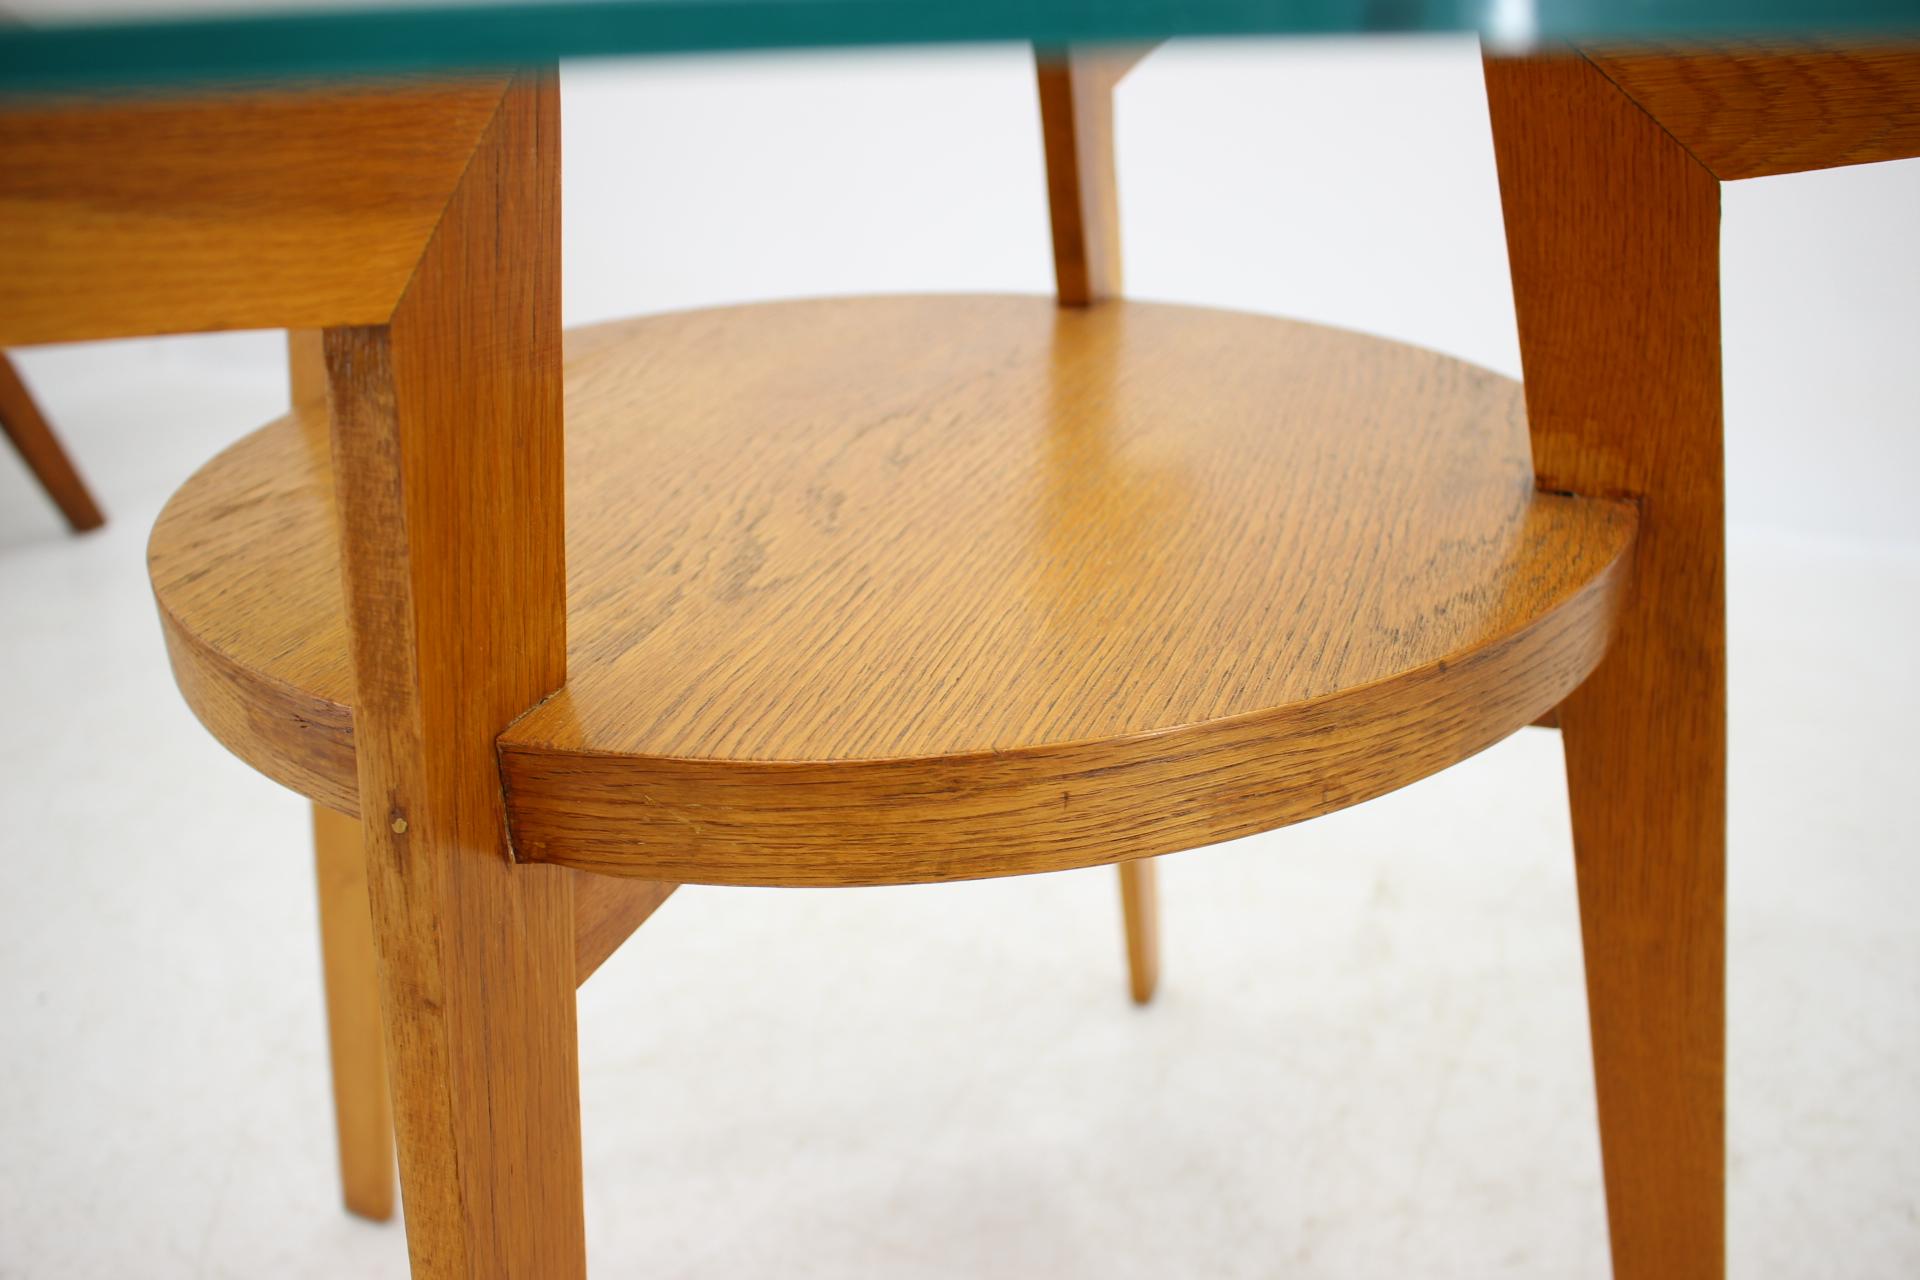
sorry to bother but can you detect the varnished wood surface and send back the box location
[299,336,395,1224]
[0,352,103,532]
[0,77,511,346]
[0,71,592,1273]
[1036,48,1137,304]
[1584,42,1920,180]
[322,72,585,1277]
[153,294,1636,888]
[310,804,396,1222]
[571,873,677,986]
[1487,52,1727,1280]
[1038,41,1165,996]
[287,329,328,412]
[1117,859,1159,1005]
[153,400,359,813]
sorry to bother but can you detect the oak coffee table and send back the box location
[4,3,1916,1276]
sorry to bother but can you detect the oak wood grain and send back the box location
[1486,51,1726,1280]
[571,873,677,986]
[322,71,584,1278]
[8,67,609,1275]
[297,331,397,1223]
[1037,42,1164,998]
[152,393,359,813]
[310,803,396,1222]
[0,77,511,345]
[152,294,1636,888]
[1584,42,1920,180]
[0,351,103,531]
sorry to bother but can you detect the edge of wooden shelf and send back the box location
[150,295,1638,885]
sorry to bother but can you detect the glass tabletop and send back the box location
[3,0,1918,92]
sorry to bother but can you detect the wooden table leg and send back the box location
[292,329,401,1222]
[1036,45,1167,1005]
[1116,858,1160,1005]
[0,352,104,532]
[324,73,585,1278]
[1485,52,1726,1280]
[312,803,397,1221]
[0,71,585,1275]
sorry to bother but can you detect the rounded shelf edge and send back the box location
[501,519,1632,886]
[148,294,1640,885]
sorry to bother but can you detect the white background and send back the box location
[1,37,1916,1277]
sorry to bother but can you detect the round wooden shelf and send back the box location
[151,295,1635,886]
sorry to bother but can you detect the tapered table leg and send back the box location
[1485,52,1727,1280]
[0,353,103,532]
[312,804,397,1221]
[324,73,586,1278]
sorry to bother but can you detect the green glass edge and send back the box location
[2,0,1918,92]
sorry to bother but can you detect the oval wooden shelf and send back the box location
[151,295,1636,887]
